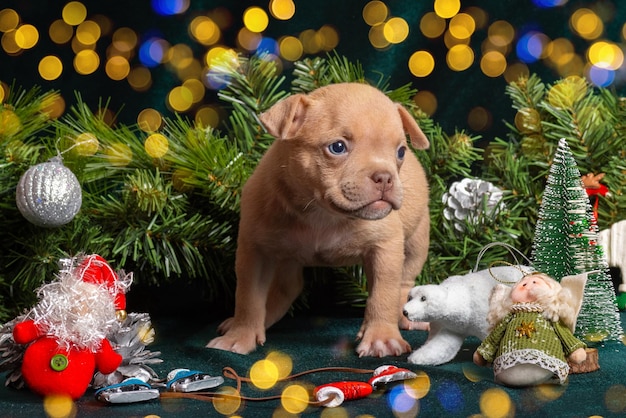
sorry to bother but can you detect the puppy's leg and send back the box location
[356,240,411,357]
[206,247,273,354]
[264,261,304,329]
[399,217,430,331]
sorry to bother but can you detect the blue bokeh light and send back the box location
[435,380,464,414]
[138,37,165,68]
[532,0,568,8]
[387,384,419,415]
[151,0,189,16]
[516,31,545,63]
[256,37,279,56]
[588,65,615,87]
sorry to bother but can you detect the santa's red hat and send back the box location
[76,254,130,311]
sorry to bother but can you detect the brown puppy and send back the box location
[207,82,430,357]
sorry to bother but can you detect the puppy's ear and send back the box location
[259,94,309,140]
[397,105,429,150]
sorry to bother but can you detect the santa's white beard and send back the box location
[31,275,117,352]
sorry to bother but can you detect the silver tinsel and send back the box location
[442,178,504,231]
[15,157,82,227]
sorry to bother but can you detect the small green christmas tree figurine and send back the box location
[531,138,622,341]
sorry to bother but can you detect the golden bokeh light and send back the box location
[300,29,324,54]
[413,90,437,116]
[106,142,133,166]
[190,16,221,46]
[270,0,296,20]
[167,86,193,112]
[205,46,238,68]
[195,105,220,128]
[73,132,99,156]
[145,133,169,158]
[38,55,63,81]
[237,27,262,51]
[447,44,474,71]
[0,9,20,32]
[488,20,515,47]
[480,388,513,418]
[588,41,623,70]
[605,384,626,414]
[62,1,87,26]
[1,30,21,55]
[213,386,241,415]
[468,106,492,131]
[105,55,130,80]
[182,78,205,103]
[434,0,461,19]
[15,24,39,49]
[465,6,489,29]
[243,7,269,33]
[281,384,309,414]
[92,14,112,36]
[504,62,530,83]
[545,37,576,68]
[533,383,566,402]
[266,351,293,379]
[403,371,431,399]
[0,107,22,137]
[547,75,587,108]
[420,12,446,39]
[449,13,475,40]
[76,20,101,45]
[481,50,507,77]
[249,359,279,390]
[368,24,389,49]
[112,27,138,53]
[49,19,73,44]
[362,1,388,26]
[444,29,470,49]
[128,66,152,92]
[383,17,410,44]
[0,83,5,103]
[318,25,339,51]
[73,49,100,75]
[570,8,603,40]
[279,35,303,61]
[40,93,65,119]
[167,43,194,69]
[408,50,435,77]
[43,394,76,418]
[138,108,163,132]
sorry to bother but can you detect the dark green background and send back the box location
[3,0,626,144]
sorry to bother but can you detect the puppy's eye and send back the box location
[328,140,347,155]
[397,146,407,160]
[420,295,427,302]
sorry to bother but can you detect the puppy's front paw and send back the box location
[355,324,410,357]
[206,327,265,355]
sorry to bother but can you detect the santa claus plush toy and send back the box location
[12,254,132,400]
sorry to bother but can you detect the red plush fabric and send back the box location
[21,337,97,400]
[12,320,40,345]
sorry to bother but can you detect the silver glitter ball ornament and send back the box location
[15,158,82,227]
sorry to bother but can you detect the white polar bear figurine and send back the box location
[403,265,533,366]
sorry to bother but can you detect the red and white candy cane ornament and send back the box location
[314,381,373,407]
